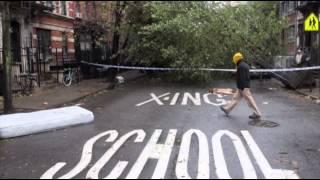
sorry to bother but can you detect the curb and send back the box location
[1,72,145,114]
[1,83,114,113]
[57,72,145,108]
[295,90,320,101]
[50,83,114,109]
[268,78,320,102]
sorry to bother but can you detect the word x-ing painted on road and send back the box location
[41,129,299,179]
[136,92,228,107]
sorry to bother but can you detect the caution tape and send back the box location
[81,61,320,73]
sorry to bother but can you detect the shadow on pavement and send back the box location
[248,119,280,128]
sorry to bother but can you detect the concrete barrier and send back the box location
[0,106,94,139]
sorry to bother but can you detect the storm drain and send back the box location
[248,119,279,128]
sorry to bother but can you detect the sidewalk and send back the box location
[0,78,112,113]
[296,88,320,101]
[268,78,320,103]
[0,70,145,114]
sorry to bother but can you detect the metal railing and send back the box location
[0,46,78,94]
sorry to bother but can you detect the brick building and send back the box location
[1,1,112,90]
[31,1,99,72]
[280,1,320,65]
[278,1,320,89]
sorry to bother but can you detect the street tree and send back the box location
[125,1,286,81]
[0,1,13,113]
[78,1,137,82]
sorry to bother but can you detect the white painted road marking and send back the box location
[41,129,300,179]
[170,93,181,105]
[136,92,228,107]
[241,131,300,179]
[176,129,210,179]
[181,93,202,106]
[86,130,146,179]
[40,130,119,179]
[203,93,227,106]
[212,130,257,179]
[136,93,171,107]
[126,129,177,179]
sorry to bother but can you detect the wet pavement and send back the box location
[0,78,320,179]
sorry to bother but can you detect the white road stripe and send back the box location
[241,131,300,179]
[136,93,170,107]
[40,163,67,179]
[86,130,146,179]
[170,93,181,105]
[104,161,128,179]
[203,93,227,106]
[176,129,210,179]
[126,129,177,179]
[40,130,119,179]
[212,130,257,179]
[182,93,201,106]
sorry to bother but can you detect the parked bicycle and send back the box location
[62,67,80,87]
[14,73,37,95]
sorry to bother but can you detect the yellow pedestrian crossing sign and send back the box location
[304,13,319,31]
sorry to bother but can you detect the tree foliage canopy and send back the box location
[123,1,286,81]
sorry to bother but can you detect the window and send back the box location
[61,1,67,16]
[286,26,295,42]
[37,29,52,62]
[62,33,68,59]
[85,2,90,19]
[44,1,54,9]
[76,1,81,15]
[280,1,296,16]
[288,1,296,13]
[79,34,92,51]
[283,1,288,15]
[11,21,21,62]
[93,2,97,18]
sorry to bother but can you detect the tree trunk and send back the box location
[2,2,13,113]
[109,1,122,82]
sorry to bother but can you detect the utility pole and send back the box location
[1,2,13,113]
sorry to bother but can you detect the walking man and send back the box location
[220,52,262,120]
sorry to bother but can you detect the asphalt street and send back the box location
[0,77,320,179]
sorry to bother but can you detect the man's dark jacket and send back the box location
[236,60,250,90]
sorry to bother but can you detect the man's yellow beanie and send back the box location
[233,52,243,64]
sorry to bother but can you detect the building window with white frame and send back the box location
[76,1,81,17]
[62,32,68,59]
[61,1,67,16]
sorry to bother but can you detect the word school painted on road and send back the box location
[41,129,299,179]
[136,92,228,107]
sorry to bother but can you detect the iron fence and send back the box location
[0,45,78,94]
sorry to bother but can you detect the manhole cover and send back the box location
[248,119,279,128]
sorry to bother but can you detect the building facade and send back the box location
[0,1,110,90]
[280,1,320,66]
[278,1,320,89]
